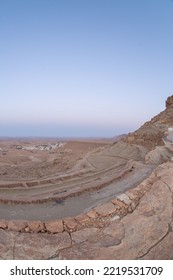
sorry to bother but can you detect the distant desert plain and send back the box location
[1,96,173,259]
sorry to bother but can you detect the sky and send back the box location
[0,0,173,138]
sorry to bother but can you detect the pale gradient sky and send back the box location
[1,0,173,137]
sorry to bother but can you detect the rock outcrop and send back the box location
[125,95,173,149]
[166,95,173,109]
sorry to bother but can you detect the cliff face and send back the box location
[125,95,173,149]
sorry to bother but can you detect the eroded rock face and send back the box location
[166,95,173,109]
[124,95,173,149]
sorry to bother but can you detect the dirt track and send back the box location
[0,163,154,220]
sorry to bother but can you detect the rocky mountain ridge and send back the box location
[125,95,173,149]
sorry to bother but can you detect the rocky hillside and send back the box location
[124,95,173,149]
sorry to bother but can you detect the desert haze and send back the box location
[1,96,173,259]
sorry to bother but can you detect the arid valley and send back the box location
[1,96,173,260]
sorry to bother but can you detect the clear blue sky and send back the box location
[1,0,173,137]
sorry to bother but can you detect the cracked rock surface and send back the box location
[1,161,173,260]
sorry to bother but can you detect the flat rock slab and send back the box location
[14,232,71,260]
[140,232,173,260]
[0,230,71,260]
[59,173,173,260]
[0,229,16,259]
